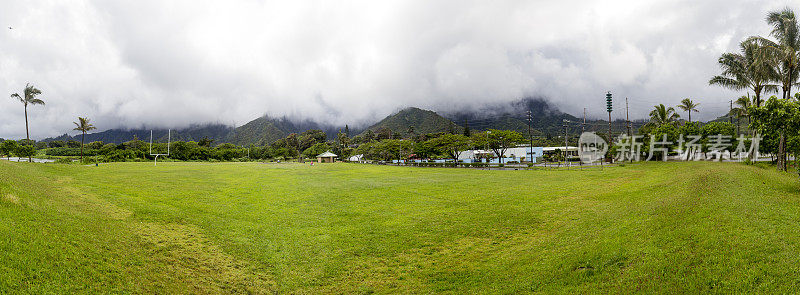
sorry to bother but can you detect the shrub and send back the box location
[0,140,19,158]
[55,157,74,164]
[45,147,98,157]
[14,145,36,158]
[66,140,81,148]
[103,150,135,162]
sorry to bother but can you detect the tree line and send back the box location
[0,127,529,164]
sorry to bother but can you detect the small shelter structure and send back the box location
[316,151,338,163]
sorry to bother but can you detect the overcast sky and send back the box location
[0,0,794,139]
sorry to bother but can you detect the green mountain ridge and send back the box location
[361,107,462,136]
[224,117,291,146]
[41,98,737,145]
[43,124,233,145]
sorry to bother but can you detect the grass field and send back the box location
[1,161,800,293]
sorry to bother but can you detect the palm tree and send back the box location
[710,40,779,107]
[73,117,97,162]
[10,83,45,162]
[750,8,800,100]
[768,8,800,99]
[677,98,700,122]
[732,95,752,135]
[649,104,680,127]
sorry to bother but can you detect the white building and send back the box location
[458,146,545,163]
[316,151,338,163]
[542,146,579,159]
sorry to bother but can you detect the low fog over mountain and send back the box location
[0,0,788,140]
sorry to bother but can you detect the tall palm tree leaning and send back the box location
[10,84,45,162]
[677,98,700,122]
[709,40,778,107]
[750,8,800,100]
[649,104,680,127]
[73,117,96,162]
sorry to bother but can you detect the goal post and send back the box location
[149,129,170,166]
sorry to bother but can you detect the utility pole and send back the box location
[527,110,533,164]
[729,100,733,124]
[582,108,586,133]
[563,120,569,168]
[626,97,631,137]
[581,109,585,169]
[606,91,613,164]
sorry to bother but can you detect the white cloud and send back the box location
[0,0,793,139]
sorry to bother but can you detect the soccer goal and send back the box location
[149,129,170,166]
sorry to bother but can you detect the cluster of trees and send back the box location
[638,99,794,165]
[0,118,532,164]
[248,125,535,164]
[749,97,800,170]
[709,8,800,171]
[0,137,257,162]
[633,120,737,157]
[265,129,331,159]
[354,130,525,163]
[0,140,37,160]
